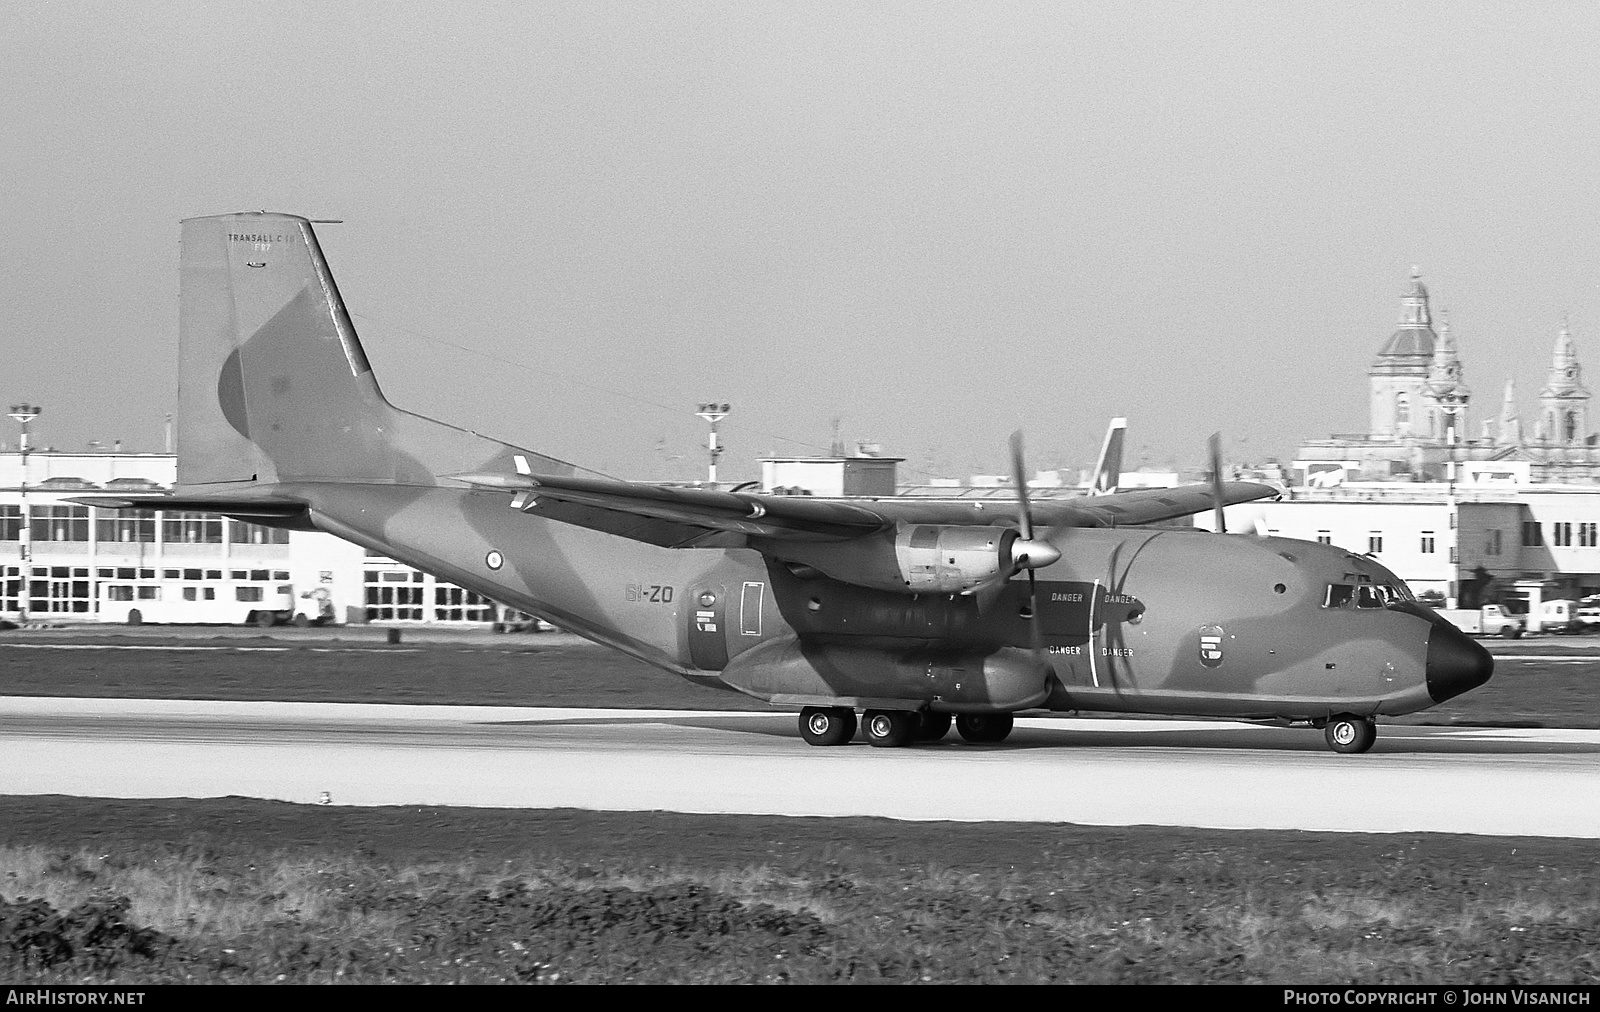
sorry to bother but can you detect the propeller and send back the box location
[969,432,1067,675]
[1208,431,1227,534]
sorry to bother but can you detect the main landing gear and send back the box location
[1323,714,1377,754]
[796,708,1014,747]
[798,707,856,746]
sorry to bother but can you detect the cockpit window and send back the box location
[1324,581,1414,609]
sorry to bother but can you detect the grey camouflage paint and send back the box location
[125,213,1489,722]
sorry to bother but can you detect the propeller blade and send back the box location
[1208,431,1227,535]
[1009,430,1034,542]
[972,572,1012,614]
[1023,569,1053,689]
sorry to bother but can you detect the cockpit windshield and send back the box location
[1322,582,1412,609]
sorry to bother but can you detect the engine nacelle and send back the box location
[895,524,1018,593]
[759,524,1023,595]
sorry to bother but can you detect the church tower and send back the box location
[1368,270,1437,439]
[1497,379,1521,446]
[1422,311,1470,442]
[1539,324,1591,444]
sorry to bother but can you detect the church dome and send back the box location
[1371,270,1436,369]
[1377,327,1436,359]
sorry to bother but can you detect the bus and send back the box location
[96,565,298,626]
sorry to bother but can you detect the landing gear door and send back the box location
[687,583,729,671]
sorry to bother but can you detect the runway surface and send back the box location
[3,695,1599,836]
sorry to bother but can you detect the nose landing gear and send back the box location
[1323,715,1377,754]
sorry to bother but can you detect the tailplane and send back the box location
[176,212,565,489]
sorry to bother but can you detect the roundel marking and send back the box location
[486,550,504,570]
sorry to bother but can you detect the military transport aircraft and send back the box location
[79,213,1493,755]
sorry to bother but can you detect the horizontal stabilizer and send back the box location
[66,495,308,519]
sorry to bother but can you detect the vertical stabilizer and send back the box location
[1091,417,1126,495]
[176,212,566,490]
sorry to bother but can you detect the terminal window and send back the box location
[30,505,89,542]
[365,569,425,621]
[228,520,289,545]
[95,509,155,543]
[1420,532,1436,554]
[30,576,90,613]
[435,586,492,622]
[0,505,21,540]
[163,512,222,544]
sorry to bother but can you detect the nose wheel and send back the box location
[1324,715,1376,754]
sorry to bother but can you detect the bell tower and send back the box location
[1422,311,1470,442]
[1539,324,1590,445]
[1369,269,1437,439]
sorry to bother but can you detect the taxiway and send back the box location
[2,695,1597,836]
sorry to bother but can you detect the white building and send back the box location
[1198,481,1600,606]
[1,451,498,625]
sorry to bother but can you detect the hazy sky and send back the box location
[5,2,1600,482]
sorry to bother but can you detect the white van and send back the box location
[1541,599,1582,635]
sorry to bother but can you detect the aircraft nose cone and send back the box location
[1425,621,1494,703]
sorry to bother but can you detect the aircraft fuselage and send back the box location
[296,482,1473,724]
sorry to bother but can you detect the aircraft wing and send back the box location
[1028,481,1278,529]
[452,472,1278,544]
[72,475,1277,548]
[450,472,893,542]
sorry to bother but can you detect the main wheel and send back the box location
[863,710,916,748]
[1324,715,1377,754]
[915,711,952,742]
[956,713,1014,744]
[798,707,856,746]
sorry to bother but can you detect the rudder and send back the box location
[177,212,566,489]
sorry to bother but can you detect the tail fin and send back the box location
[1090,417,1126,495]
[176,212,565,489]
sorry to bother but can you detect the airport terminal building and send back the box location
[0,451,497,625]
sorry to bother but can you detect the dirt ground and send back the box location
[2,797,1597,983]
